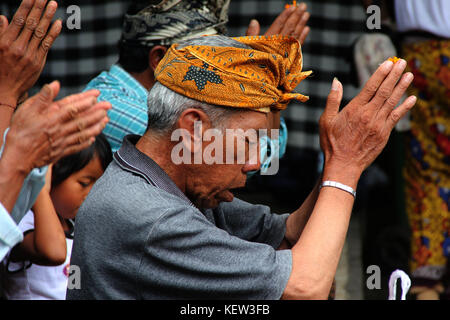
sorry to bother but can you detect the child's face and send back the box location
[50,156,105,220]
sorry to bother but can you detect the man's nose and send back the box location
[242,148,261,173]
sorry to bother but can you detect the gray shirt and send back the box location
[67,135,292,300]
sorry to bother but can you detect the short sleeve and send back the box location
[139,206,292,300]
[208,198,289,248]
[17,211,35,234]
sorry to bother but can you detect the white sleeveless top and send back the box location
[395,0,450,38]
[2,211,73,300]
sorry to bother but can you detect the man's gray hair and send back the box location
[146,35,252,135]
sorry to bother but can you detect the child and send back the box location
[1,133,112,300]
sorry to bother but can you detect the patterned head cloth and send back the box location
[154,35,312,113]
[121,0,231,47]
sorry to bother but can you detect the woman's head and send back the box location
[50,133,112,220]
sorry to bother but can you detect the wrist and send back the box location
[0,102,17,111]
[0,149,31,179]
[0,157,28,213]
[322,160,362,190]
[0,154,29,210]
[320,181,357,198]
[0,93,19,110]
[2,131,34,176]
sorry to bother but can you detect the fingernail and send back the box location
[382,60,394,69]
[41,84,52,98]
[286,5,295,12]
[49,1,58,8]
[404,72,413,82]
[47,2,57,14]
[302,11,310,21]
[331,77,339,91]
[56,19,63,31]
[249,19,258,28]
[299,2,307,10]
[398,59,407,68]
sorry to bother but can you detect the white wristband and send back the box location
[320,180,356,198]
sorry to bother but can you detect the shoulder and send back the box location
[85,65,146,100]
[76,161,195,230]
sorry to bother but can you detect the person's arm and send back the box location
[0,0,61,144]
[0,141,31,213]
[9,176,67,266]
[281,59,417,299]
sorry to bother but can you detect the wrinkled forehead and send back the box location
[223,109,270,131]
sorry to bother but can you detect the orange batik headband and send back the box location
[154,35,312,113]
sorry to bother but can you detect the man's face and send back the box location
[185,110,268,209]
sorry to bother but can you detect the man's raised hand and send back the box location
[319,59,417,188]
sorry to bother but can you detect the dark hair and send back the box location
[117,1,156,73]
[51,133,113,189]
[118,42,152,73]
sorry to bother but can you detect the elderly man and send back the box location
[68,35,416,300]
[84,0,310,165]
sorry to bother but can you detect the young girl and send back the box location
[1,133,112,300]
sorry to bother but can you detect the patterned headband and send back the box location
[121,0,231,47]
[155,35,312,113]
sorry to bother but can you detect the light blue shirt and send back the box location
[0,202,23,261]
[84,64,149,153]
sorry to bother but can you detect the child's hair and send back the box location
[51,133,113,188]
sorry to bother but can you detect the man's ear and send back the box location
[148,45,168,72]
[176,108,212,154]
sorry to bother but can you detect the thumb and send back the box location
[29,80,60,112]
[246,19,260,36]
[324,77,343,119]
[38,80,60,102]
